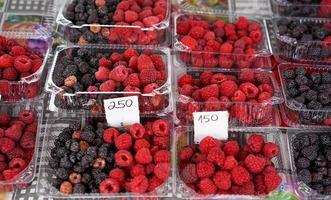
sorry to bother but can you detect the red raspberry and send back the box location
[214,20,225,29]
[213,171,231,190]
[131,164,145,177]
[20,131,36,149]
[200,84,219,101]
[207,147,225,167]
[220,80,238,97]
[31,59,42,73]
[248,22,261,32]
[2,168,20,180]
[204,31,215,41]
[231,90,246,102]
[154,162,170,181]
[176,20,190,35]
[113,9,124,21]
[250,30,263,43]
[139,69,157,86]
[178,74,193,87]
[137,54,155,72]
[263,143,280,159]
[0,113,10,125]
[143,16,160,27]
[115,150,133,167]
[103,128,119,144]
[199,136,221,154]
[223,155,238,171]
[220,42,233,54]
[189,27,205,39]
[179,146,194,161]
[14,56,32,73]
[148,176,163,192]
[224,23,236,36]
[205,97,221,111]
[231,166,250,186]
[129,175,149,193]
[9,158,27,171]
[109,65,129,82]
[258,92,272,103]
[210,73,227,84]
[135,148,152,164]
[200,71,213,86]
[239,82,259,99]
[124,73,141,87]
[224,140,240,156]
[95,67,110,82]
[244,154,266,174]
[154,150,170,163]
[99,178,120,193]
[263,165,277,175]
[264,172,281,193]
[19,110,35,124]
[0,54,14,68]
[0,162,7,172]
[116,0,130,10]
[240,68,255,82]
[3,67,17,81]
[191,152,207,163]
[258,84,273,94]
[179,84,194,96]
[11,46,26,56]
[196,161,215,178]
[152,119,169,136]
[198,178,217,194]
[219,56,234,68]
[5,125,22,141]
[99,80,116,92]
[254,174,266,194]
[150,54,165,71]
[115,133,132,150]
[124,10,139,23]
[255,72,270,84]
[238,181,255,195]
[236,16,249,30]
[109,168,126,184]
[7,147,25,160]
[134,139,150,152]
[247,134,265,153]
[128,123,145,139]
[180,35,198,50]
[180,163,198,184]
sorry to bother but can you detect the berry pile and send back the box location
[64,0,167,45]
[176,16,266,69]
[293,133,331,195]
[282,67,331,125]
[49,118,170,194]
[177,69,275,125]
[178,134,281,195]
[0,110,37,181]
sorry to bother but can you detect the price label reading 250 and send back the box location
[193,111,229,142]
[104,96,140,127]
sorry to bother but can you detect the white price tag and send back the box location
[193,111,229,142]
[104,96,140,127]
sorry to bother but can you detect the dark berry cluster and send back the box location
[49,118,171,195]
[293,133,331,195]
[0,110,37,181]
[178,135,281,195]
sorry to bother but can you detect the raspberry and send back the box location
[154,162,170,181]
[192,152,207,163]
[137,54,155,71]
[213,171,232,190]
[135,148,152,164]
[5,125,22,141]
[258,92,272,103]
[180,35,198,50]
[239,82,259,99]
[154,150,170,163]
[224,141,240,156]
[231,166,250,186]
[200,84,219,101]
[152,119,169,136]
[95,67,110,82]
[14,55,32,73]
[150,54,165,71]
[20,131,36,149]
[189,27,205,39]
[240,68,255,82]
[244,154,266,174]
[223,155,238,170]
[177,21,190,35]
[219,80,238,97]
[129,175,148,193]
[127,123,144,139]
[179,146,194,161]
[0,54,14,68]
[153,136,169,149]
[0,137,15,154]
[179,84,194,96]
[210,73,227,84]
[143,16,159,27]
[103,128,119,144]
[255,72,270,84]
[198,178,217,194]
[99,178,120,193]
[219,56,234,68]
[115,150,133,167]
[180,163,198,184]
[254,174,266,194]
[207,147,225,167]
[134,139,150,152]
[7,147,25,160]
[10,46,26,56]
[220,42,233,54]
[131,164,145,177]
[178,74,193,87]
[199,136,221,154]
[115,133,132,150]
[239,181,255,195]
[113,9,124,22]
[9,158,27,172]
[139,69,157,86]
[3,67,17,81]
[0,162,7,172]
[250,30,263,43]
[124,73,141,88]
[19,110,35,124]
[124,10,138,23]
[109,65,129,82]
[263,143,280,159]
[258,84,273,94]
[109,168,126,184]
[247,134,264,153]
[264,172,281,193]
[231,90,246,102]
[0,113,10,125]
[200,71,213,85]
[148,176,163,192]
[236,16,249,30]
[2,168,20,180]
[196,161,215,178]
[99,80,116,92]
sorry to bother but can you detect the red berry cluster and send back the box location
[177,69,274,124]
[178,134,282,195]
[176,16,266,69]
[0,36,43,81]
[0,110,37,181]
[100,119,171,194]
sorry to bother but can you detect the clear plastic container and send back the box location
[278,63,331,127]
[175,68,283,126]
[45,45,172,114]
[272,17,331,65]
[173,12,272,70]
[57,0,170,46]
[37,114,173,199]
[0,100,43,192]
[271,0,331,18]
[173,126,289,199]
[175,0,230,15]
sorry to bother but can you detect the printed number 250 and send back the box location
[107,99,133,110]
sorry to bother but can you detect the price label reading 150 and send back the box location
[107,99,133,110]
[197,114,219,124]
